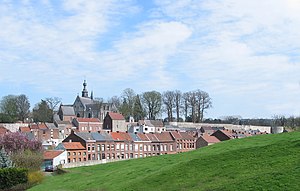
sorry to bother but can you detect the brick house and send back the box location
[170,131,196,153]
[135,133,156,157]
[211,129,234,141]
[196,134,220,148]
[154,132,176,155]
[110,132,134,159]
[72,118,102,132]
[103,112,127,132]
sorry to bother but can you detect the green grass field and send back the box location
[30,132,300,191]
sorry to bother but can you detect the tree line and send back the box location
[107,88,212,123]
[0,95,61,123]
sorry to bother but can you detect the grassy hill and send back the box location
[30,132,300,191]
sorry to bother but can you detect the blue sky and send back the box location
[0,0,300,119]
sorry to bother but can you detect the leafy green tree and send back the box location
[32,100,53,122]
[133,94,145,122]
[0,95,18,122]
[142,91,162,120]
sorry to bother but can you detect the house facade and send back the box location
[103,112,127,132]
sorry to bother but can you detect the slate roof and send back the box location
[76,132,95,141]
[129,133,141,142]
[45,123,57,129]
[62,142,85,150]
[78,96,94,105]
[61,105,75,116]
[44,150,64,160]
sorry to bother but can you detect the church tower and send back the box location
[82,80,89,98]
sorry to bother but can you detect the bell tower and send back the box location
[82,80,89,98]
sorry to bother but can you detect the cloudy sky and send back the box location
[0,0,300,119]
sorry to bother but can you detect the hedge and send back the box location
[0,168,28,189]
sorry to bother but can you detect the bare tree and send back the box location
[162,91,175,122]
[121,88,136,117]
[45,97,62,112]
[107,96,122,113]
[174,90,182,122]
[195,90,212,122]
[142,91,162,120]
[16,94,30,122]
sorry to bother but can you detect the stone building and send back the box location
[73,80,111,121]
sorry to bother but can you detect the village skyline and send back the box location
[1,1,300,119]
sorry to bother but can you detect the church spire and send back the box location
[90,90,94,100]
[82,80,89,98]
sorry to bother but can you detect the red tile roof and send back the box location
[110,132,132,141]
[30,123,47,130]
[108,112,125,120]
[170,131,182,139]
[76,118,101,123]
[201,134,220,143]
[145,133,159,142]
[62,142,85,150]
[154,132,174,142]
[44,150,64,160]
[179,132,194,140]
[137,133,150,141]
[20,126,31,132]
[0,127,9,135]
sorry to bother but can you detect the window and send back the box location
[79,158,81,162]
[139,144,143,151]
[83,152,86,156]
[111,144,115,151]
[107,144,110,151]
[170,145,173,151]
[160,145,164,151]
[73,152,76,156]
[121,143,124,151]
[135,144,138,151]
[73,158,76,162]
[129,144,133,151]
[148,145,151,151]
[144,145,147,151]
[125,144,128,151]
[92,154,95,160]
[116,144,120,150]
[145,127,148,131]
[164,144,167,151]
[101,144,105,151]
[97,144,100,152]
[92,144,95,152]
[68,152,70,156]
[87,145,91,152]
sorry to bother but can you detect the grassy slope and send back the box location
[30,132,300,191]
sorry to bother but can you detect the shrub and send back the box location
[11,149,43,171]
[28,171,44,185]
[0,168,28,189]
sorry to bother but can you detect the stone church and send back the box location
[72,80,111,121]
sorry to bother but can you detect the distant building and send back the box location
[196,134,220,148]
[73,80,111,121]
[103,112,127,132]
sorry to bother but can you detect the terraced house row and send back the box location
[56,130,196,163]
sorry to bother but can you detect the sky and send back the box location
[0,0,300,119]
